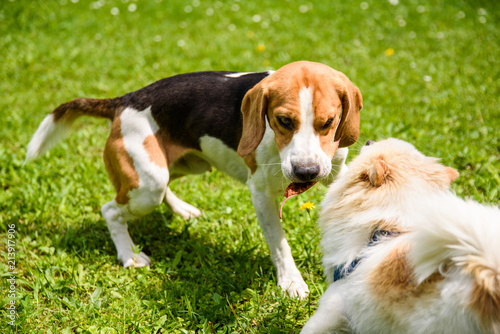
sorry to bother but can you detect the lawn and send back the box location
[1,0,499,333]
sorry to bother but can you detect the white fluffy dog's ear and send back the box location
[368,158,389,187]
[444,167,459,185]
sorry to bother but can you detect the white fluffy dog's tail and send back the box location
[26,97,118,162]
[410,194,500,332]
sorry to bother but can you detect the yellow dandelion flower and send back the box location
[385,48,395,56]
[256,44,265,52]
[300,201,315,212]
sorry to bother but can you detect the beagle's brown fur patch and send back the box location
[143,134,168,169]
[103,115,139,205]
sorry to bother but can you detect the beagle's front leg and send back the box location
[248,183,309,299]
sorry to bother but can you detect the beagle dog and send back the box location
[26,61,362,298]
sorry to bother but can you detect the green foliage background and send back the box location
[1,0,499,333]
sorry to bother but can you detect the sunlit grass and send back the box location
[1,0,499,333]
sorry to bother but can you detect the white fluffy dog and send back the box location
[301,138,500,334]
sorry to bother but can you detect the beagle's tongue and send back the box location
[280,182,317,219]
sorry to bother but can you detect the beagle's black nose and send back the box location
[293,164,320,182]
[365,140,376,146]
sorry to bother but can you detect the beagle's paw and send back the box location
[165,188,202,220]
[279,276,310,299]
[120,251,151,268]
[171,201,202,220]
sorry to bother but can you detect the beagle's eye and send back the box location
[322,118,334,130]
[277,116,293,130]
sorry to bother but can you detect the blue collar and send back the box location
[332,229,398,282]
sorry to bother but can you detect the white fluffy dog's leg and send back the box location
[301,285,349,334]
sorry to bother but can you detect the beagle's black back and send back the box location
[120,71,271,151]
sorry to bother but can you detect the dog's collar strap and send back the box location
[332,229,398,282]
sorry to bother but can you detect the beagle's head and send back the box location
[238,61,362,183]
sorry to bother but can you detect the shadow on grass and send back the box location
[43,207,296,331]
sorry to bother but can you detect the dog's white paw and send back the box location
[120,251,151,268]
[165,188,202,220]
[172,201,202,220]
[279,277,310,299]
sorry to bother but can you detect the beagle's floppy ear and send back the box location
[335,80,363,148]
[237,81,269,157]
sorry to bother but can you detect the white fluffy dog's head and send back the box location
[320,138,459,279]
[326,138,459,206]
[322,138,459,213]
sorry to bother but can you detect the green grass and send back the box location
[1,0,499,332]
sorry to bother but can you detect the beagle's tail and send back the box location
[26,97,120,162]
[409,194,500,333]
